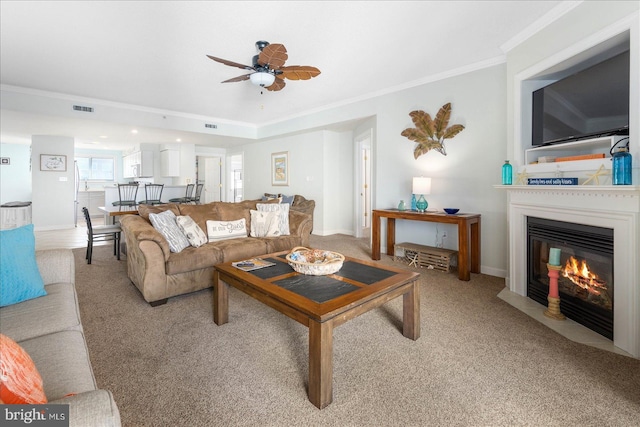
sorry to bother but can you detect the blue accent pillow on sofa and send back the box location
[0,224,47,307]
[280,194,294,205]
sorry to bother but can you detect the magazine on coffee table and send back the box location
[232,258,276,272]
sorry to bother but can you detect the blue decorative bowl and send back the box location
[444,208,460,215]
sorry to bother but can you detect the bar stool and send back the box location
[169,183,195,204]
[112,183,139,207]
[139,183,164,205]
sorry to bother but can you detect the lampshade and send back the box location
[250,72,275,87]
[412,177,431,195]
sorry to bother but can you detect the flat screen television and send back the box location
[531,50,629,146]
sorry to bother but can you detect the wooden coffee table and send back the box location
[213,250,420,409]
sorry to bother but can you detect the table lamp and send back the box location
[412,177,431,212]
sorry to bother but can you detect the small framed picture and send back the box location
[0,157,9,165]
[271,151,289,186]
[271,151,289,185]
[40,154,67,171]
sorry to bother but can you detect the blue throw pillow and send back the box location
[281,194,294,205]
[0,224,47,307]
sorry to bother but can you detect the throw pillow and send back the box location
[149,210,190,253]
[250,210,281,237]
[175,215,208,248]
[0,334,47,404]
[257,202,290,235]
[206,219,247,242]
[280,194,295,205]
[0,224,47,307]
[261,193,282,203]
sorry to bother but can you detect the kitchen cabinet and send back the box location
[160,149,180,177]
[123,150,154,178]
[123,154,135,178]
[77,192,90,213]
[77,191,104,218]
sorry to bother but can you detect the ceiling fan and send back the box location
[206,41,320,92]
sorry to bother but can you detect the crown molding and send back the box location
[0,84,257,130]
[500,1,583,53]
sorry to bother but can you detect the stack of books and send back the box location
[537,156,557,163]
[555,153,605,162]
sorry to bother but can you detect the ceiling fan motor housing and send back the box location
[255,41,270,51]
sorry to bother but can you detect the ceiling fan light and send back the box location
[250,72,275,87]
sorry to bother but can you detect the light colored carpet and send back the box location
[74,235,640,426]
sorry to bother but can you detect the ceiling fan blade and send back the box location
[266,78,286,92]
[278,66,321,81]
[221,74,252,83]
[257,43,288,69]
[206,55,254,71]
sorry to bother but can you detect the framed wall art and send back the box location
[40,154,67,172]
[271,151,289,186]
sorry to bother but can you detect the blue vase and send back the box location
[415,195,428,212]
[612,148,632,185]
[411,194,417,211]
[502,160,513,185]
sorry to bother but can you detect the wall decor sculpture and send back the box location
[401,102,465,158]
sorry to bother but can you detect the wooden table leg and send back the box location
[457,219,471,281]
[386,218,396,257]
[308,319,333,409]
[213,271,229,325]
[372,212,381,260]
[471,218,481,274]
[403,281,420,340]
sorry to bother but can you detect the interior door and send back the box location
[199,156,221,203]
[355,130,372,238]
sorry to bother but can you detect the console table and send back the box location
[372,209,481,281]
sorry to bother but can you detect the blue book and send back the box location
[528,177,579,185]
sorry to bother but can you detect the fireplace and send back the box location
[527,217,613,339]
[503,185,640,358]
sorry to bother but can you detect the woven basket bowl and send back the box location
[286,247,345,276]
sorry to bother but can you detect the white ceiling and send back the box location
[0,1,565,150]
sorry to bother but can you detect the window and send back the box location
[76,156,114,181]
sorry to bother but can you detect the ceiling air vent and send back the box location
[72,105,94,113]
[205,123,217,129]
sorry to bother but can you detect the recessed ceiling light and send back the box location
[176,138,181,142]
[99,135,108,139]
[131,129,138,134]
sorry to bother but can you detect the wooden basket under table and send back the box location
[394,242,457,272]
[286,247,345,276]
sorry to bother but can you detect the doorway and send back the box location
[355,130,372,238]
[197,156,221,203]
[228,154,243,202]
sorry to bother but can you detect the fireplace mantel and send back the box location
[498,185,640,358]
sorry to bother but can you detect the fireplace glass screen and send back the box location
[527,217,613,339]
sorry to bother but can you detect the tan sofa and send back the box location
[0,249,121,426]
[119,196,314,306]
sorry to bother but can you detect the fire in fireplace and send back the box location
[561,256,612,310]
[527,217,614,339]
